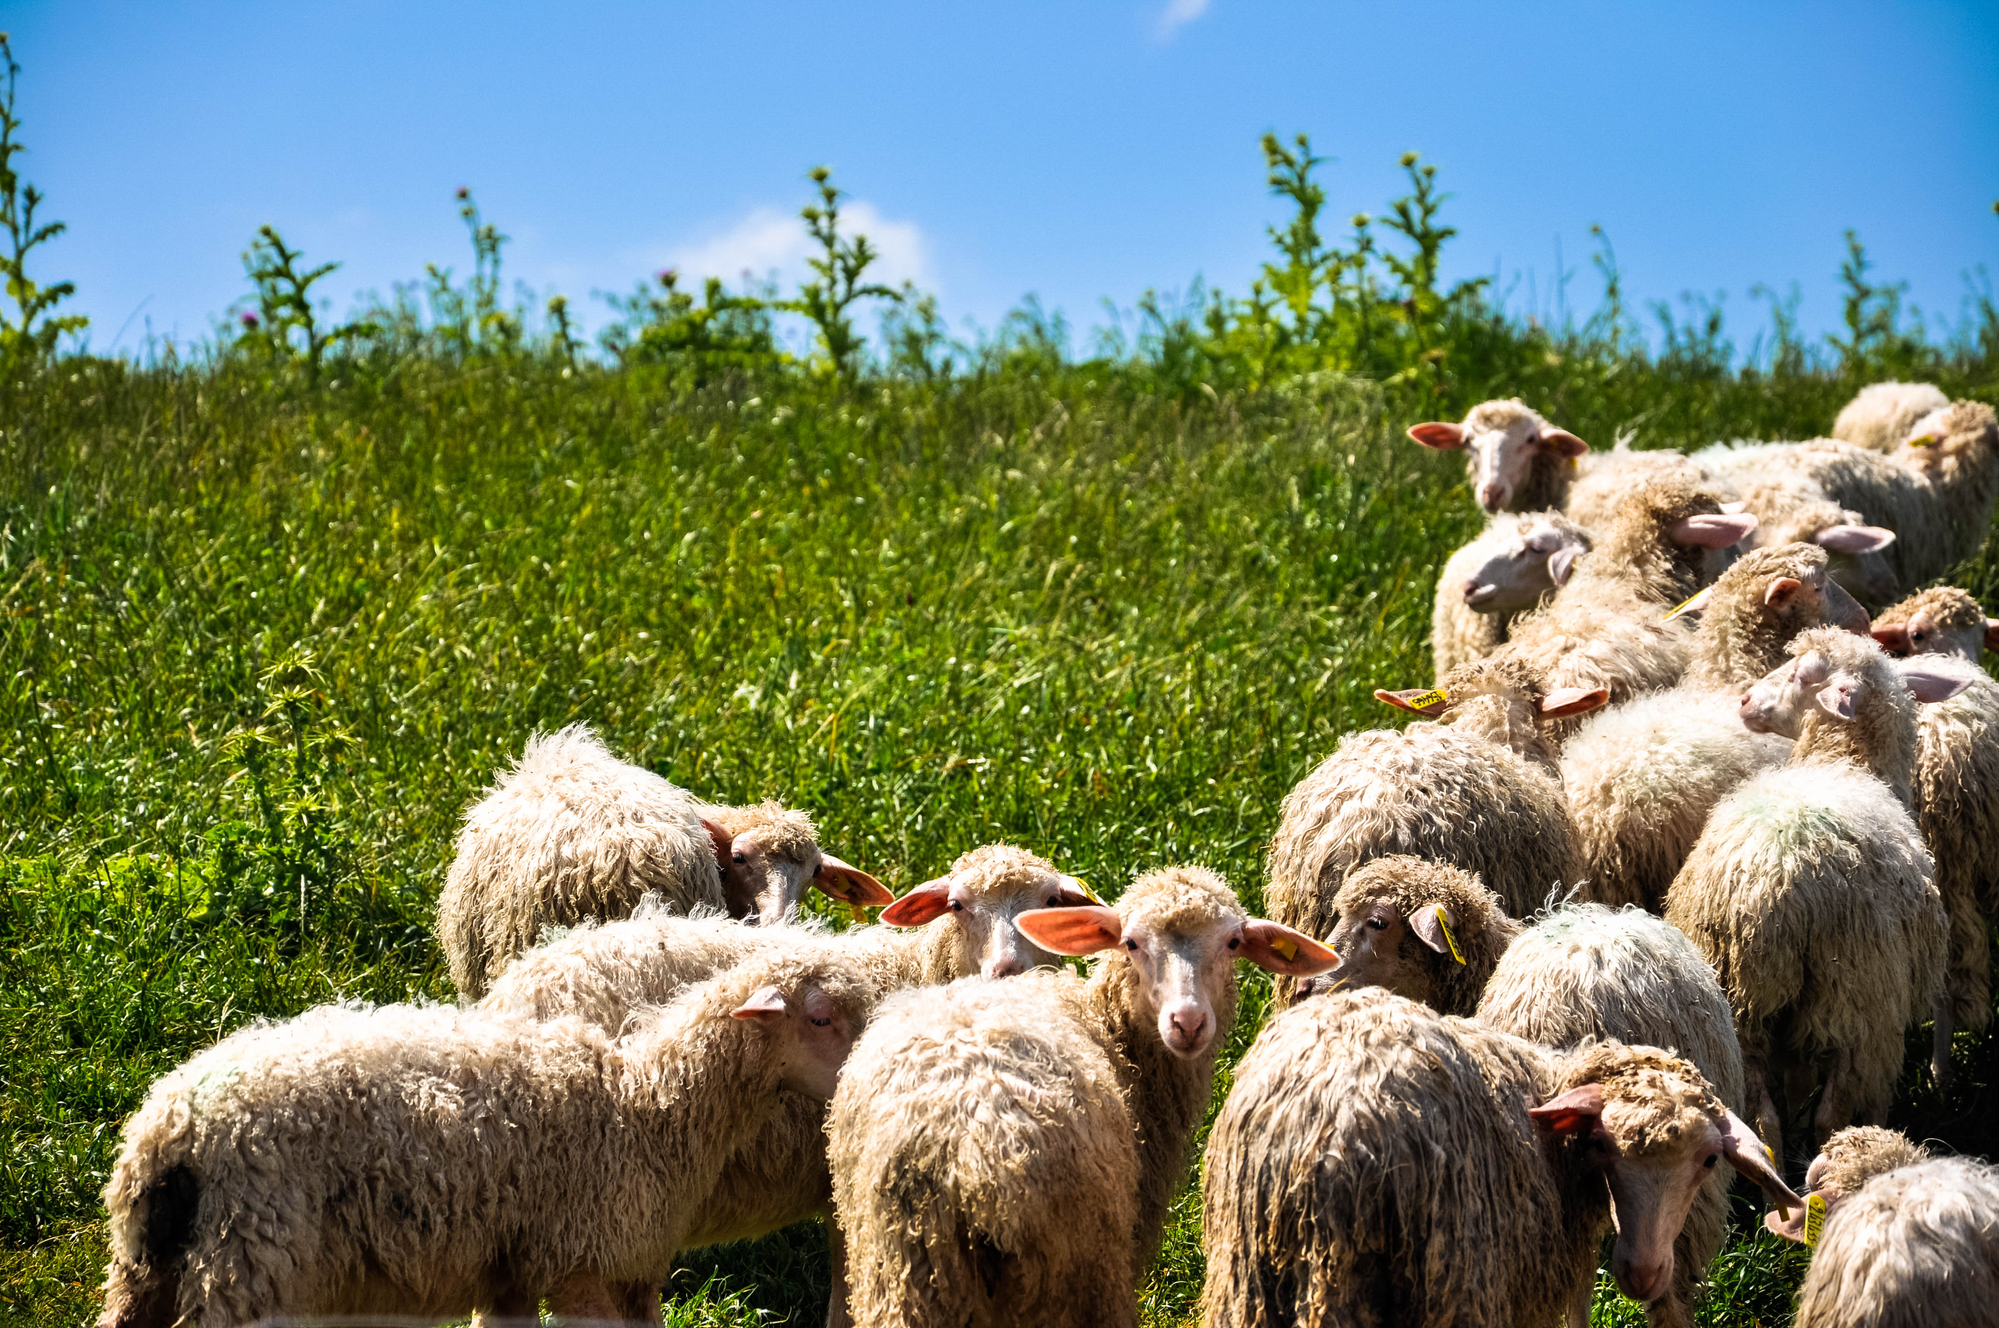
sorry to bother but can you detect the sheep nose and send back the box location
[1477,481,1509,510]
[983,955,1026,980]
[1461,577,1484,600]
[1613,1254,1671,1305]
[1169,1009,1208,1047]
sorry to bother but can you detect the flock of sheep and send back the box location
[91,380,1999,1327]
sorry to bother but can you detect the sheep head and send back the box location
[1014,865,1334,1059]
[878,843,1096,980]
[1460,511,1593,614]
[1296,856,1508,1014]
[1739,632,1969,738]
[1764,1125,1929,1244]
[1871,585,1998,664]
[702,808,892,924]
[1407,398,1589,513]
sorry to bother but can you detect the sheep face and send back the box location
[880,855,1097,979]
[732,979,863,1101]
[1461,514,1587,614]
[1740,646,1970,737]
[1871,589,1999,664]
[1311,898,1460,1007]
[716,833,892,925]
[1407,404,1588,514]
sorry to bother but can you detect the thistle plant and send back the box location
[786,166,901,379]
[236,225,374,380]
[0,33,85,369]
[425,186,520,354]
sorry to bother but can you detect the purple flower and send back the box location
[241,312,260,329]
[455,186,469,200]
[657,268,678,288]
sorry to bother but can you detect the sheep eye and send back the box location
[1228,937,1240,950]
[1367,917,1388,931]
[1703,1154,1719,1169]
[1124,939,1138,952]
[949,900,963,912]
[732,851,747,865]
[1048,896,1060,907]
[810,1016,832,1028]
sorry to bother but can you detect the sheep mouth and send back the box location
[1463,583,1501,607]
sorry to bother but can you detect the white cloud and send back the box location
[645,200,931,295]
[1156,0,1210,39]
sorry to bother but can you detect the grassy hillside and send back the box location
[3,348,1995,1326]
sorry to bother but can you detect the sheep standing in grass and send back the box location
[1832,380,1950,452]
[1765,1126,1931,1244]
[436,724,890,997]
[97,952,875,1328]
[1291,855,1520,1013]
[1432,509,1592,676]
[1476,903,1746,1326]
[1200,986,1797,1328]
[1559,543,1868,911]
[1791,1157,1999,1328]
[1268,657,1603,992]
[831,867,1333,1328]
[478,843,1093,1308]
[1663,628,1962,1164]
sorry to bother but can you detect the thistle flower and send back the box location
[241,311,259,329]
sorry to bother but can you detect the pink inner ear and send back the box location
[1903,667,1974,705]
[1539,686,1609,719]
[1014,905,1123,956]
[1407,422,1467,450]
[1527,1083,1605,1136]
[1816,524,1895,554]
[1816,682,1857,720]
[1536,427,1590,458]
[1409,906,1451,955]
[1548,545,1580,586]
[879,879,953,927]
[814,853,896,907]
[1871,623,1912,654]
[732,985,788,1020]
[1763,576,1802,608]
[700,818,734,872]
[1237,920,1339,976]
[1668,513,1759,549]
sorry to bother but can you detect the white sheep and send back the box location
[1431,509,1592,677]
[1200,986,1797,1328]
[1292,854,1521,1014]
[1663,628,1963,1164]
[436,724,890,997]
[1792,1156,1999,1328]
[830,866,1333,1328]
[1831,380,1950,452]
[1764,1125,1931,1245]
[96,951,875,1328]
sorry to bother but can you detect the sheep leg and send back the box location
[547,1271,623,1325]
[479,1289,538,1328]
[826,1219,853,1328]
[1563,1273,1592,1328]
[1931,994,1956,1095]
[614,1280,664,1326]
[1743,1059,1783,1173]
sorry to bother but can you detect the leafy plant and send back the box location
[424,186,521,355]
[600,269,783,382]
[785,166,901,379]
[234,225,374,380]
[0,33,85,370]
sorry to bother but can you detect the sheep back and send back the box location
[1795,1157,1999,1328]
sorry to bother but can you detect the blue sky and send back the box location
[10,1,1998,358]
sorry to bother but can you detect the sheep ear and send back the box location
[1816,525,1895,554]
[1536,428,1590,459]
[1013,905,1123,956]
[1763,576,1804,609]
[1408,904,1465,963]
[1374,687,1449,715]
[1661,586,1713,621]
[1539,687,1609,719]
[1407,422,1467,450]
[1815,681,1857,720]
[1902,666,1973,705]
[1721,1108,1802,1216]
[700,818,734,873]
[1668,513,1759,549]
[1528,1083,1606,1138]
[1871,623,1912,655]
[1548,545,1580,587]
[879,877,953,927]
[732,985,789,1022]
[1236,920,1338,976]
[812,853,896,908]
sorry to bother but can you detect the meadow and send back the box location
[3,41,1998,1321]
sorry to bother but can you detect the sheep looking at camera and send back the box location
[1293,855,1519,1014]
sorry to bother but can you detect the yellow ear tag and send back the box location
[1803,1192,1826,1247]
[1403,688,1448,711]
[1433,906,1466,965]
[1908,433,1939,448]
[1269,935,1299,962]
[1662,591,1706,622]
[1071,877,1106,904]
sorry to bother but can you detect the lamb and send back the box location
[1267,656,1604,994]
[435,724,891,998]
[1476,903,1747,1328]
[1479,473,1758,712]
[1558,543,1867,911]
[1291,855,1520,1013]
[1432,509,1592,676]
[1200,986,1798,1328]
[1663,627,1962,1165]
[1832,380,1950,452]
[830,867,1333,1328]
[1765,1125,1931,1244]
[1791,1157,1999,1328]
[96,951,876,1328]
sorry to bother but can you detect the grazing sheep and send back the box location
[1477,903,1747,1326]
[1482,474,1758,713]
[1791,1157,1999,1328]
[1432,509,1593,676]
[1832,380,1950,453]
[1293,855,1521,1013]
[96,952,875,1328]
[1200,987,1797,1328]
[478,843,1094,1307]
[1268,656,1603,994]
[437,724,891,998]
[1663,628,1962,1164]
[1765,1125,1931,1244]
[1559,543,1866,911]
[831,867,1332,1328]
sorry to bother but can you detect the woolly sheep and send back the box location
[1292,855,1521,1013]
[1764,1125,1931,1243]
[1692,457,1901,605]
[1871,584,1999,662]
[1791,1157,1999,1328]
[96,951,875,1328]
[831,867,1332,1328]
[436,724,891,997]
[1200,987,1797,1328]
[1832,380,1950,453]
[1558,543,1866,911]
[1431,509,1592,677]
[1477,903,1747,1327]
[1268,656,1604,995]
[1477,473,1757,713]
[1664,628,1962,1164]
[477,843,1094,1306]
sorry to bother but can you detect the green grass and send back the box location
[1,353,1994,1326]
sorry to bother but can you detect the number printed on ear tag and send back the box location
[1434,907,1466,965]
[1404,688,1447,711]
[1804,1192,1826,1247]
